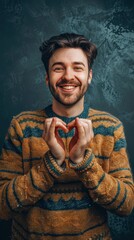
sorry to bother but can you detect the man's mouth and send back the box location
[58,85,78,90]
[56,84,80,93]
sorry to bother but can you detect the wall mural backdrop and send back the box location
[0,0,134,239]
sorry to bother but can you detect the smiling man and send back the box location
[0,33,133,240]
[47,47,92,108]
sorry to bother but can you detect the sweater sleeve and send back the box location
[69,122,134,216]
[0,118,65,220]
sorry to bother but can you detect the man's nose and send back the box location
[63,68,74,80]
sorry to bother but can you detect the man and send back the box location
[0,33,133,240]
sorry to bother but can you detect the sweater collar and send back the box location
[44,104,89,124]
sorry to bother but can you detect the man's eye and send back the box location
[74,67,83,71]
[54,67,64,72]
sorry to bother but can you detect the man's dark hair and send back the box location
[39,33,97,74]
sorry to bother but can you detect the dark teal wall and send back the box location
[0,0,134,239]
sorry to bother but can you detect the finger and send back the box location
[44,117,66,126]
[91,128,94,138]
[57,118,66,125]
[43,119,52,139]
[43,118,68,138]
[68,119,92,129]
[48,117,56,139]
[42,118,52,139]
[67,120,76,130]
[45,118,68,132]
[55,119,68,133]
[55,128,65,146]
[78,118,92,126]
[42,118,55,141]
[49,118,68,136]
[75,118,85,139]
[78,119,94,138]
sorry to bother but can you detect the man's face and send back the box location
[46,48,92,107]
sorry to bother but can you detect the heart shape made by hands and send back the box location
[56,120,77,134]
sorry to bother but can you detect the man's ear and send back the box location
[88,69,92,84]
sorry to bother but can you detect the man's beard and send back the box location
[48,79,89,107]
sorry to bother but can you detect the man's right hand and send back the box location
[42,117,68,166]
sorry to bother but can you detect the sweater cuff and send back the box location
[44,150,66,178]
[69,148,94,172]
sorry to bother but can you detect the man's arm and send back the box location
[68,119,134,216]
[0,117,65,220]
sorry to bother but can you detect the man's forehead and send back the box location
[49,48,88,65]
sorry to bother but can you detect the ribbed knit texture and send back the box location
[0,104,133,240]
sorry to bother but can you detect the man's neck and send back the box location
[52,99,84,117]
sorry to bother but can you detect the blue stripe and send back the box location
[3,139,22,155]
[92,118,117,124]
[12,178,23,208]
[48,182,86,193]
[89,112,119,122]
[29,170,46,193]
[120,176,132,179]
[19,118,44,125]
[114,123,122,131]
[54,180,82,185]
[109,168,130,174]
[103,181,120,206]
[93,123,122,137]
[123,181,133,185]
[0,169,23,175]
[93,125,115,136]
[23,157,42,162]
[6,183,14,211]
[36,195,93,211]
[14,218,107,237]
[95,155,109,160]
[89,173,105,190]
[48,188,86,194]
[114,138,127,151]
[23,127,43,138]
[113,188,127,211]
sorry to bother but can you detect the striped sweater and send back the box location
[0,104,133,240]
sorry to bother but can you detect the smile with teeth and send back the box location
[57,85,79,90]
[60,86,76,89]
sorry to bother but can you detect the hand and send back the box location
[42,117,68,166]
[68,118,94,164]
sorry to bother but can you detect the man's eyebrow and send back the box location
[51,62,64,67]
[51,61,85,67]
[73,62,85,67]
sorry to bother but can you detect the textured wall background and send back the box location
[0,0,134,239]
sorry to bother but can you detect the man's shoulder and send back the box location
[12,109,47,124]
[89,108,122,126]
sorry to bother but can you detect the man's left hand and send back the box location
[68,118,94,164]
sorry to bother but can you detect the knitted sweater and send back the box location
[0,105,133,240]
